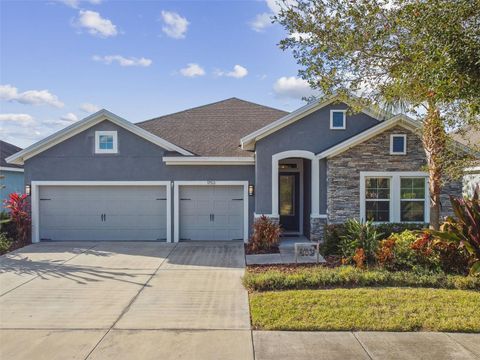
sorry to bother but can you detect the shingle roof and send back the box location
[1,140,22,168]
[451,125,480,148]
[136,98,289,157]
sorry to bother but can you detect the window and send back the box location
[390,134,406,155]
[95,131,118,154]
[279,174,295,216]
[365,177,390,222]
[330,110,346,130]
[361,172,428,223]
[400,178,425,222]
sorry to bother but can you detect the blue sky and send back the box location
[0,0,314,148]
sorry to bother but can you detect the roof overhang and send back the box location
[0,166,24,173]
[240,93,391,151]
[6,109,193,165]
[163,156,255,165]
[316,114,421,159]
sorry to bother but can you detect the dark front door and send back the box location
[279,172,300,232]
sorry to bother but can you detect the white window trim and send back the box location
[360,171,429,223]
[30,181,172,244]
[95,131,118,154]
[330,110,347,130]
[390,134,407,155]
[173,181,249,243]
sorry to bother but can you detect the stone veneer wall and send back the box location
[310,216,327,242]
[326,125,462,224]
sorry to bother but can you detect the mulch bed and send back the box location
[244,243,280,255]
[247,255,342,272]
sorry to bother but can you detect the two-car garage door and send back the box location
[39,185,167,241]
[36,183,245,242]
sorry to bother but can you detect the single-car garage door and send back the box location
[39,185,167,241]
[179,185,244,241]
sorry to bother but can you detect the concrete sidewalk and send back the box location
[253,331,480,360]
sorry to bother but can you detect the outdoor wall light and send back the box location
[25,184,31,196]
[248,184,255,196]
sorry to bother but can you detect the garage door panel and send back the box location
[39,185,168,241]
[179,185,244,241]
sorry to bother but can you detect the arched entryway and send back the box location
[271,150,320,237]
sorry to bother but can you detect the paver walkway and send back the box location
[1,241,479,360]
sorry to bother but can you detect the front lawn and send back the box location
[250,288,480,332]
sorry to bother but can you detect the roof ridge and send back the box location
[136,97,288,125]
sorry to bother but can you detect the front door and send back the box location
[279,172,300,232]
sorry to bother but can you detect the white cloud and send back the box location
[60,112,78,123]
[43,113,79,127]
[216,65,249,79]
[76,10,118,38]
[249,13,273,32]
[55,0,102,9]
[266,0,296,14]
[250,0,296,32]
[79,102,100,113]
[92,55,152,67]
[0,84,64,108]
[0,113,35,126]
[160,11,189,39]
[290,32,312,41]
[273,76,315,99]
[179,63,205,77]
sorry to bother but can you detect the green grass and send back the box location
[250,288,480,332]
[243,265,480,291]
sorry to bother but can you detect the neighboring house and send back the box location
[451,125,480,198]
[1,140,24,206]
[6,95,462,243]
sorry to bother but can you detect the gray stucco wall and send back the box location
[24,120,256,235]
[254,102,380,214]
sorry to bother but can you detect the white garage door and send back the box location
[179,185,244,241]
[39,185,167,241]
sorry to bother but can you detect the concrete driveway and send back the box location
[0,241,253,360]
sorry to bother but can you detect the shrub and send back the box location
[243,265,480,291]
[0,232,12,254]
[3,193,31,247]
[376,230,470,274]
[323,221,426,256]
[248,215,281,253]
[321,224,346,255]
[425,187,480,274]
[339,219,381,265]
[412,233,471,275]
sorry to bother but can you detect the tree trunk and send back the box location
[422,102,446,230]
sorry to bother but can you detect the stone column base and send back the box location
[310,216,327,242]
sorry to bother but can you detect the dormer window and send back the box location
[95,131,118,154]
[390,134,406,155]
[330,110,346,130]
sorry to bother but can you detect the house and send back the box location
[451,125,480,198]
[1,140,24,205]
[6,95,462,243]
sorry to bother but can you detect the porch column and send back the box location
[311,157,320,216]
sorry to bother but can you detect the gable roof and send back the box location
[1,140,23,169]
[240,93,392,150]
[6,109,193,165]
[137,98,288,157]
[451,125,480,148]
[316,114,421,159]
